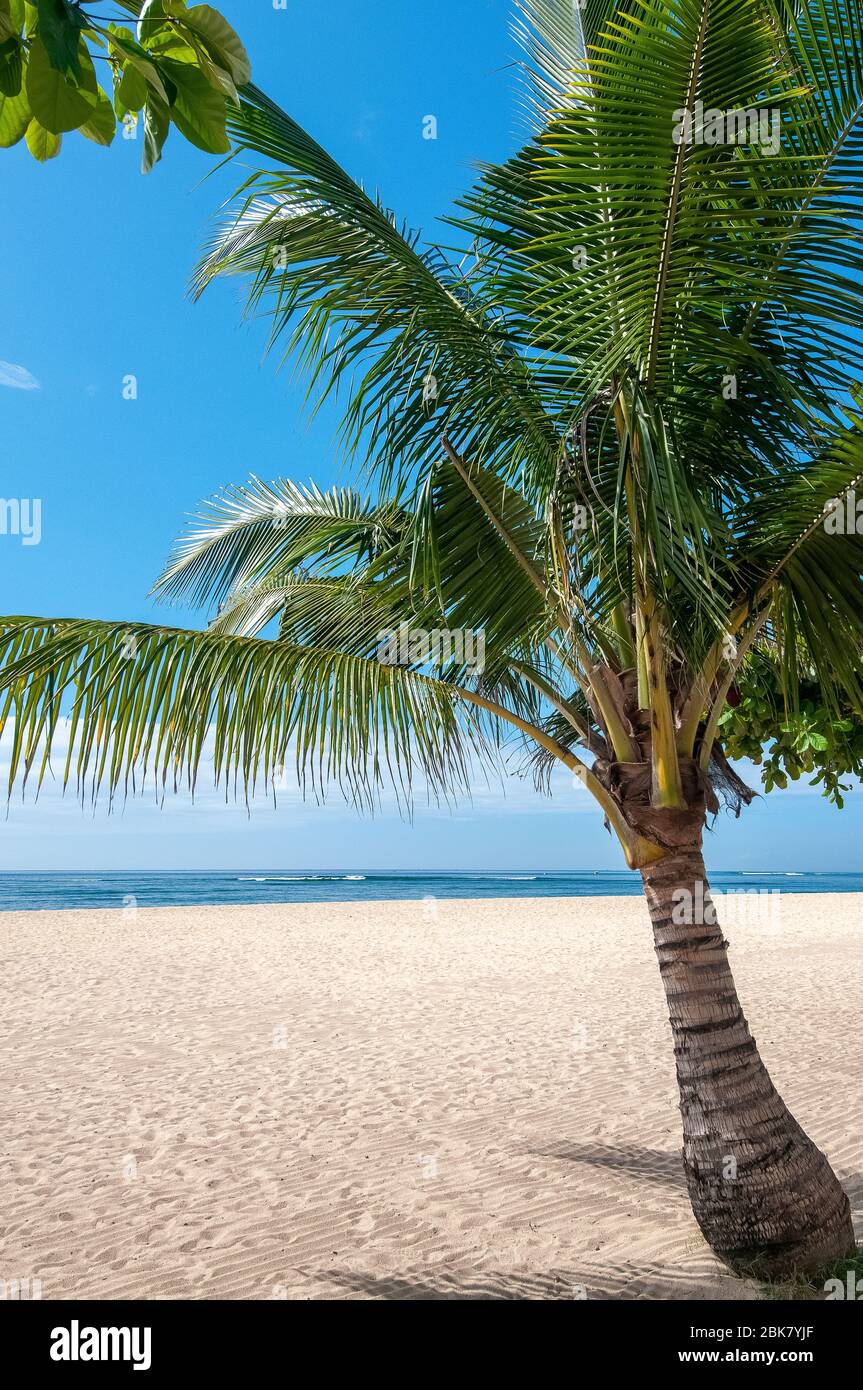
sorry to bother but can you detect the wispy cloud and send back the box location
[0,359,40,391]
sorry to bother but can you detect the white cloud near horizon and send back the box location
[0,359,40,391]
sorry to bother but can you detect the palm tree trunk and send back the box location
[640,845,855,1277]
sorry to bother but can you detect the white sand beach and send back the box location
[1,894,860,1301]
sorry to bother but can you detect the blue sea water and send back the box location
[0,870,861,912]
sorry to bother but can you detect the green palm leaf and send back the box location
[153,477,403,610]
[0,616,496,810]
[193,85,562,492]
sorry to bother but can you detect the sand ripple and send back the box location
[1,894,859,1299]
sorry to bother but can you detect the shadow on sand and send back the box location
[529,1140,687,1189]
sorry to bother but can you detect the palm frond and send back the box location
[0,616,498,811]
[512,0,588,126]
[192,85,563,492]
[153,477,403,611]
[461,0,863,494]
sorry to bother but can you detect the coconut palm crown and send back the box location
[3,1,863,1276]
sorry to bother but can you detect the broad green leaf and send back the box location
[79,87,115,145]
[0,0,24,38]
[24,113,60,159]
[35,0,86,79]
[180,5,250,85]
[114,60,148,116]
[0,34,22,95]
[196,52,237,105]
[137,0,171,43]
[141,89,169,172]
[144,30,196,63]
[25,33,93,131]
[163,60,228,153]
[0,1,17,42]
[106,24,169,104]
[0,81,29,144]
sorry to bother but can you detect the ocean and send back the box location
[0,870,861,912]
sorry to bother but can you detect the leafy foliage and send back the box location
[0,0,249,167]
[721,656,863,806]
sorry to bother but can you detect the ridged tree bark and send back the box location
[640,845,855,1277]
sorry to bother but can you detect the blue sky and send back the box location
[1,0,860,871]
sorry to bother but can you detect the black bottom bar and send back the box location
[1,1295,857,1375]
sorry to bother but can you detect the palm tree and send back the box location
[3,0,862,1277]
